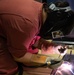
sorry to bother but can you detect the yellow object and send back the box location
[31,54,47,64]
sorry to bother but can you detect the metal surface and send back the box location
[53,40,74,45]
[54,61,74,75]
[51,47,74,75]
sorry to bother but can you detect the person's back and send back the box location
[0,0,43,75]
[0,0,41,21]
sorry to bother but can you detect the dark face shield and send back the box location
[38,10,74,40]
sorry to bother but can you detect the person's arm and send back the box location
[12,36,54,67]
[32,38,54,49]
[13,51,63,69]
[13,52,49,67]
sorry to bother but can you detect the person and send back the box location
[0,0,67,75]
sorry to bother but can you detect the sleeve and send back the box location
[28,36,41,54]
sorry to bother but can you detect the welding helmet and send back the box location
[39,9,74,40]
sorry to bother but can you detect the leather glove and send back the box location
[41,43,68,57]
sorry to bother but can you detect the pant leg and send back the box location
[0,36,18,75]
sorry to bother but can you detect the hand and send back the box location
[41,43,67,56]
[40,39,56,54]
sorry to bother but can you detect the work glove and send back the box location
[33,38,67,56]
[40,41,68,57]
